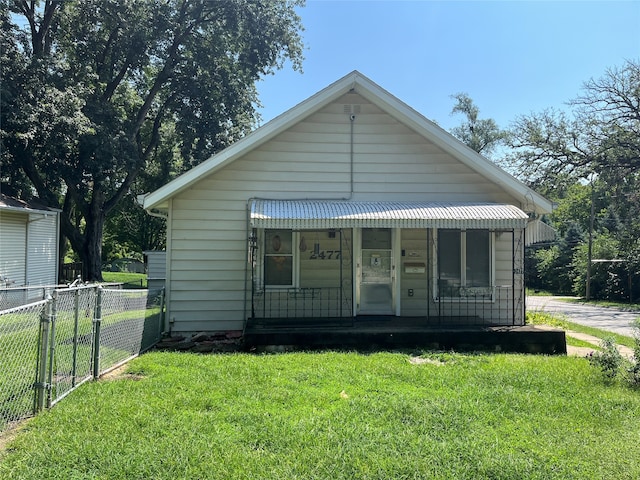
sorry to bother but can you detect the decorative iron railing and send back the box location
[250,285,521,326]
[433,285,521,326]
[252,287,349,319]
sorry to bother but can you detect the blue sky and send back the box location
[256,1,640,132]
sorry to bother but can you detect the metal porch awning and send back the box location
[249,200,529,230]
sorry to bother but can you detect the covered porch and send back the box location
[246,199,533,329]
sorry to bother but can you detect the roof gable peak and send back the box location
[142,72,553,214]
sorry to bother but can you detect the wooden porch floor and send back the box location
[244,317,566,354]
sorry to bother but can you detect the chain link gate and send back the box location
[0,285,164,432]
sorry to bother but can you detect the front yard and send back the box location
[1,350,639,479]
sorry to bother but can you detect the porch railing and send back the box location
[250,285,522,326]
[252,287,348,319]
[434,285,521,326]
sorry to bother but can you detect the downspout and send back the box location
[347,110,355,200]
[242,203,250,334]
[24,215,29,285]
[55,211,60,284]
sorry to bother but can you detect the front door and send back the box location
[358,228,394,315]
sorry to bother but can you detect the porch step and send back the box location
[243,324,566,355]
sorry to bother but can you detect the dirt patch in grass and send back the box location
[408,356,446,366]
[0,418,32,456]
[566,345,594,357]
[100,364,145,382]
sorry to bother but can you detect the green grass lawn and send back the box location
[564,297,640,311]
[1,351,639,479]
[101,271,147,288]
[0,296,161,432]
[527,311,637,349]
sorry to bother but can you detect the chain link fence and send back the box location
[0,285,63,311]
[0,300,47,431]
[0,285,164,432]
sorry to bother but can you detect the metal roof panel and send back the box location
[250,200,529,230]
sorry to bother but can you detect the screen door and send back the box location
[358,228,394,315]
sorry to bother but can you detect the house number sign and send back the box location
[309,250,341,260]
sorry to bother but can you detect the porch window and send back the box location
[264,229,294,287]
[437,229,492,297]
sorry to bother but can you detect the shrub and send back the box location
[625,318,640,387]
[587,337,623,380]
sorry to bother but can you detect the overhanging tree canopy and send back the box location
[1,0,305,280]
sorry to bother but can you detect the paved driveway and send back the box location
[527,296,639,337]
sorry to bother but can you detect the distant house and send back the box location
[0,194,60,287]
[141,71,557,349]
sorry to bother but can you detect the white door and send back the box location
[358,228,394,315]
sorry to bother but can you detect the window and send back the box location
[436,229,492,297]
[264,229,293,287]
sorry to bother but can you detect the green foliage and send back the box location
[449,93,507,158]
[571,232,623,299]
[526,310,636,349]
[511,60,640,302]
[2,0,305,280]
[527,222,584,295]
[626,318,640,387]
[103,193,165,263]
[587,337,623,380]
[585,320,640,387]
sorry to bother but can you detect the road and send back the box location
[527,296,639,338]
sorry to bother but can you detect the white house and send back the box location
[0,194,60,288]
[142,71,556,347]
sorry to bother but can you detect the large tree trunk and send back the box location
[81,194,106,282]
[81,224,104,282]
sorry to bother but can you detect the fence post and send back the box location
[72,288,80,387]
[45,291,58,408]
[34,295,53,413]
[92,286,103,380]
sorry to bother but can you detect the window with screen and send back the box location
[264,229,293,287]
[437,229,492,297]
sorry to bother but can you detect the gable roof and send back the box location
[142,71,553,214]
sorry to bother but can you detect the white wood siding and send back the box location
[399,229,429,316]
[0,212,27,286]
[167,93,526,332]
[26,213,58,286]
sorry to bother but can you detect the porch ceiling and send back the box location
[249,200,529,230]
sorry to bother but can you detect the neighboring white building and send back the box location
[144,250,166,291]
[0,194,60,287]
[142,71,554,337]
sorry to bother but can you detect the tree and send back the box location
[507,59,640,183]
[1,0,305,280]
[571,60,640,174]
[507,60,640,301]
[449,93,506,157]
